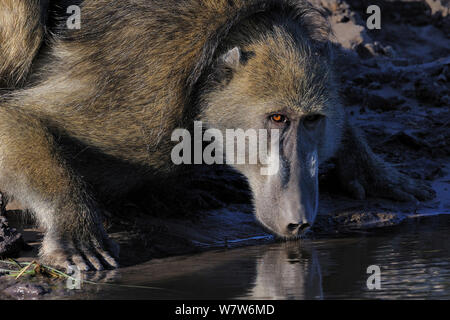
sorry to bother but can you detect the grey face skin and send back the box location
[202,43,343,239]
[247,113,324,238]
[234,109,327,239]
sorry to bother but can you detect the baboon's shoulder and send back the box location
[0,0,49,88]
[53,0,330,101]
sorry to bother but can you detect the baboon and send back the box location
[0,0,434,271]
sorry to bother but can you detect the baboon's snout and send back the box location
[253,148,319,239]
[277,181,317,237]
[239,119,323,239]
[254,185,317,238]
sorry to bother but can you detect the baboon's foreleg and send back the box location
[0,107,119,270]
[335,122,435,202]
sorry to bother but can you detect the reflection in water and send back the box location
[77,215,450,300]
[249,243,323,299]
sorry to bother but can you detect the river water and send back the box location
[71,214,450,300]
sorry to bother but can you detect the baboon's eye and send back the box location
[270,114,288,124]
[303,114,324,127]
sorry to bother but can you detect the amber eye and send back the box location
[270,114,287,123]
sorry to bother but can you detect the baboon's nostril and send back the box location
[287,223,310,234]
[299,223,310,232]
[287,223,300,232]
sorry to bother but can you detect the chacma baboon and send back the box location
[0,0,434,270]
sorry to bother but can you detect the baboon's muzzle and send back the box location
[253,124,319,238]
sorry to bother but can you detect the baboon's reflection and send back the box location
[84,242,324,299]
[67,216,450,299]
[250,242,323,299]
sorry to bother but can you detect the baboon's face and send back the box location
[202,31,344,238]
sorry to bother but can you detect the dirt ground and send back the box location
[1,0,449,299]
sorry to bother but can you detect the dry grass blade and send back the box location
[15,260,37,279]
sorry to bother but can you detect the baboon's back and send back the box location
[0,0,49,88]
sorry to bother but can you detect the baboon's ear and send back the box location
[220,47,242,69]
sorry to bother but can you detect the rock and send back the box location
[384,132,433,152]
[356,42,397,59]
[341,85,367,105]
[425,0,450,17]
[414,78,449,106]
[332,22,367,50]
[4,283,49,300]
[364,93,405,111]
[0,192,7,216]
[0,216,26,258]
[346,0,432,25]
[368,82,382,90]
[426,0,450,32]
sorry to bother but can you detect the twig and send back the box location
[15,260,37,279]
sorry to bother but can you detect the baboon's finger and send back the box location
[71,254,91,272]
[83,249,105,271]
[97,248,119,269]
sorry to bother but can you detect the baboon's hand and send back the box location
[336,123,436,203]
[341,162,436,202]
[40,232,119,272]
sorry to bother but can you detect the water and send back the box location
[77,214,450,300]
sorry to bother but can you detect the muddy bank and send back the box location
[0,216,27,258]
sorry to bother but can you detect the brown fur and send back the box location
[0,0,48,88]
